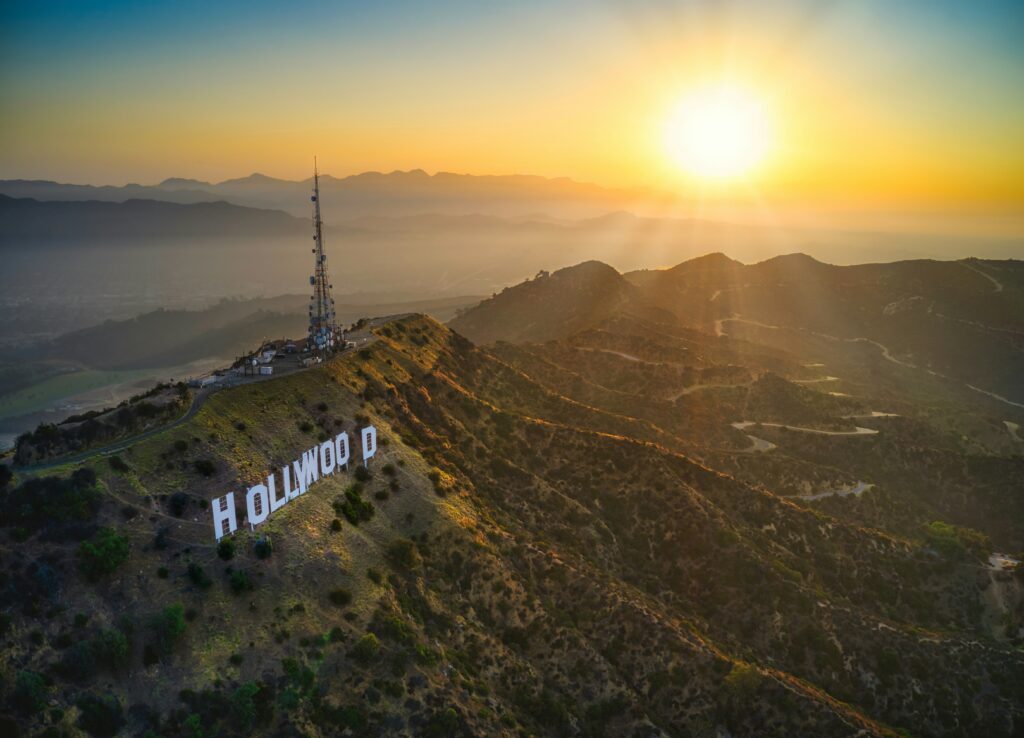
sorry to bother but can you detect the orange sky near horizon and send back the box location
[1,1,1022,211]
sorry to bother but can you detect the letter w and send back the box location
[292,446,320,494]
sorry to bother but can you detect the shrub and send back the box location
[386,538,421,571]
[173,439,189,453]
[382,463,397,477]
[366,568,383,585]
[58,641,97,681]
[157,566,169,579]
[75,692,125,738]
[13,670,47,714]
[187,562,212,589]
[93,628,129,670]
[422,708,461,738]
[723,663,763,700]
[254,536,273,559]
[333,484,375,526]
[329,588,352,607]
[923,521,990,559]
[229,569,254,594]
[77,528,130,580]
[169,492,189,516]
[330,518,342,532]
[298,421,315,434]
[193,459,216,477]
[152,603,186,654]
[0,468,101,533]
[351,633,380,663]
[231,682,260,733]
[354,465,371,482]
[108,455,130,473]
[217,537,236,560]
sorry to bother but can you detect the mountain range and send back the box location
[0,171,644,220]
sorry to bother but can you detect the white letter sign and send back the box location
[361,426,377,463]
[212,493,237,540]
[212,425,378,540]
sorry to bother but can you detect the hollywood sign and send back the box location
[210,426,377,541]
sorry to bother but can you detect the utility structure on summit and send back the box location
[308,159,339,356]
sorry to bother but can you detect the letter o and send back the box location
[320,440,336,476]
[335,432,350,468]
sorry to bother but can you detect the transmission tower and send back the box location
[308,158,338,356]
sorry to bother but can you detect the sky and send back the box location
[1,0,1023,210]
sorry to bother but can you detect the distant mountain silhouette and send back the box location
[0,171,651,219]
[0,194,306,240]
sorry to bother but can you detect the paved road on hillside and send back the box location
[8,323,388,475]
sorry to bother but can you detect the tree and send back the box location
[75,692,125,737]
[231,682,260,733]
[13,670,47,714]
[724,663,763,700]
[351,633,380,664]
[386,538,421,570]
[153,603,187,654]
[77,528,130,580]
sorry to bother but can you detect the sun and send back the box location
[665,84,770,180]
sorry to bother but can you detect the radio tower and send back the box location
[308,158,338,356]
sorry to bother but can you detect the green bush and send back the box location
[0,468,101,533]
[75,692,125,738]
[386,538,421,571]
[13,670,47,714]
[354,465,372,482]
[254,536,273,559]
[923,520,990,559]
[152,603,187,654]
[333,483,375,526]
[188,562,212,589]
[230,569,254,594]
[93,628,129,670]
[217,538,236,560]
[351,633,380,664]
[230,682,260,733]
[723,663,763,700]
[77,528,130,580]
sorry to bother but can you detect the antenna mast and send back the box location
[308,157,338,357]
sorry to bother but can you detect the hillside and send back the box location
[456,255,1024,403]
[1,315,1022,737]
[448,261,672,344]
